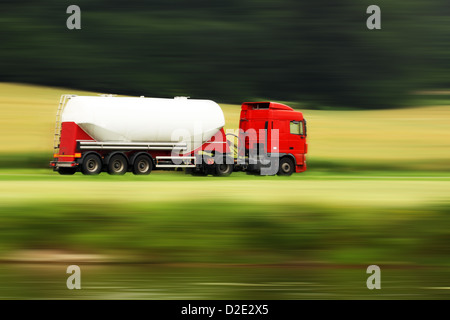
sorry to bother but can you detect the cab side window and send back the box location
[290,121,304,135]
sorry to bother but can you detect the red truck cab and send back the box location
[239,102,307,175]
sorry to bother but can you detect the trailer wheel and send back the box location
[81,154,102,175]
[58,167,76,175]
[108,154,128,175]
[214,163,233,177]
[277,157,294,176]
[132,155,152,175]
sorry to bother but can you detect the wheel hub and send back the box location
[138,160,149,172]
[282,163,290,172]
[88,160,97,171]
[113,160,123,171]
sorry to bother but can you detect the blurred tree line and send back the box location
[1,0,449,108]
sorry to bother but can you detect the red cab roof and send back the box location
[241,102,293,111]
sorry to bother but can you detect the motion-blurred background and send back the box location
[0,0,449,299]
[2,0,450,108]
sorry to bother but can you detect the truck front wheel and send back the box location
[277,157,295,176]
[81,154,102,175]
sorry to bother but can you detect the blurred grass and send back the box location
[0,169,449,266]
[0,197,449,266]
[1,82,450,170]
[1,169,449,208]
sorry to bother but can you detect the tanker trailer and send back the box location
[50,95,232,175]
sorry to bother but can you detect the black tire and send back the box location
[58,167,76,175]
[107,154,128,175]
[277,157,295,176]
[214,163,233,177]
[132,154,152,175]
[81,154,102,175]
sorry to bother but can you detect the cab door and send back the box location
[289,120,306,154]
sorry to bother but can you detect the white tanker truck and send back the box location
[50,94,308,176]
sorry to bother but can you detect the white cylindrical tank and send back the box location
[61,96,225,152]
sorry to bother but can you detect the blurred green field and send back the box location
[0,169,449,267]
[1,169,449,208]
